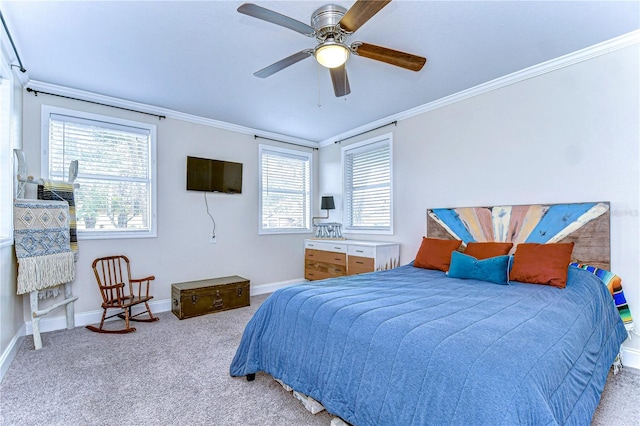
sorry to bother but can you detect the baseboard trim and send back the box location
[621,345,640,370]
[251,278,303,296]
[23,278,303,335]
[24,298,172,335]
[0,324,25,383]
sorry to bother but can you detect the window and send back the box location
[42,106,156,239]
[259,145,312,234]
[342,133,393,234]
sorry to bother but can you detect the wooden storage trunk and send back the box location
[171,275,250,320]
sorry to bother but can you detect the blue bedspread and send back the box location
[230,265,628,425]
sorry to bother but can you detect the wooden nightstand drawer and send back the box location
[348,245,375,258]
[347,256,374,275]
[306,249,346,265]
[305,269,340,281]
[305,260,346,280]
[305,241,347,253]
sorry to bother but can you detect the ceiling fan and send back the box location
[237,0,427,97]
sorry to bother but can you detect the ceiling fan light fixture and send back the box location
[314,42,350,69]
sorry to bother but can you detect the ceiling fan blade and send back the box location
[352,42,426,71]
[238,3,315,37]
[330,65,351,97]
[254,50,313,78]
[339,0,391,33]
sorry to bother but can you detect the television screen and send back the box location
[186,156,243,194]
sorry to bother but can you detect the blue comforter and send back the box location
[230,265,628,425]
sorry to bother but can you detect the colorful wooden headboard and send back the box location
[427,202,610,270]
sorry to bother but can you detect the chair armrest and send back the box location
[100,283,126,303]
[99,283,125,291]
[130,276,155,298]
[131,275,155,283]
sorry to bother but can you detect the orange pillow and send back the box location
[414,237,462,271]
[509,243,575,288]
[464,242,513,260]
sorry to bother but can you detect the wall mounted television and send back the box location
[186,156,243,194]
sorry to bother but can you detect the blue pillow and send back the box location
[447,251,510,285]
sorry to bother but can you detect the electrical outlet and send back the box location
[210,235,216,244]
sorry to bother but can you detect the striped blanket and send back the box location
[571,263,634,333]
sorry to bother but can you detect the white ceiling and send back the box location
[1,1,638,144]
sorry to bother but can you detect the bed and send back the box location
[230,202,629,425]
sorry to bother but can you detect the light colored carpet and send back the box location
[0,293,637,425]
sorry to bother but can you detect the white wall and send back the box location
[18,93,316,326]
[0,48,24,378]
[319,45,640,359]
[4,31,638,373]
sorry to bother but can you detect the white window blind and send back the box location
[44,107,156,238]
[343,135,392,233]
[259,145,311,234]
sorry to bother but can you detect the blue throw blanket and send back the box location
[230,265,627,425]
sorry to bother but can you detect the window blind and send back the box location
[344,139,391,230]
[48,113,153,234]
[260,147,311,232]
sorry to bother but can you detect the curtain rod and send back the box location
[0,9,26,73]
[334,121,397,144]
[26,88,166,120]
[254,135,318,151]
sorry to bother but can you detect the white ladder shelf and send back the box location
[14,148,79,350]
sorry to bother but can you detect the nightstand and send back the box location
[304,239,399,281]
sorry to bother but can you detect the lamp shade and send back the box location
[321,196,335,210]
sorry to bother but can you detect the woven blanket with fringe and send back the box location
[571,263,634,333]
[38,180,78,261]
[13,199,75,295]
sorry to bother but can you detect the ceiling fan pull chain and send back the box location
[344,66,348,100]
[317,63,323,108]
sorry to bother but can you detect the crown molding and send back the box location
[24,80,318,148]
[318,29,640,147]
[22,29,639,150]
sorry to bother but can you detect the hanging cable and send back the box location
[317,61,322,108]
[203,192,216,238]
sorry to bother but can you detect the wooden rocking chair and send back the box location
[86,255,159,333]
